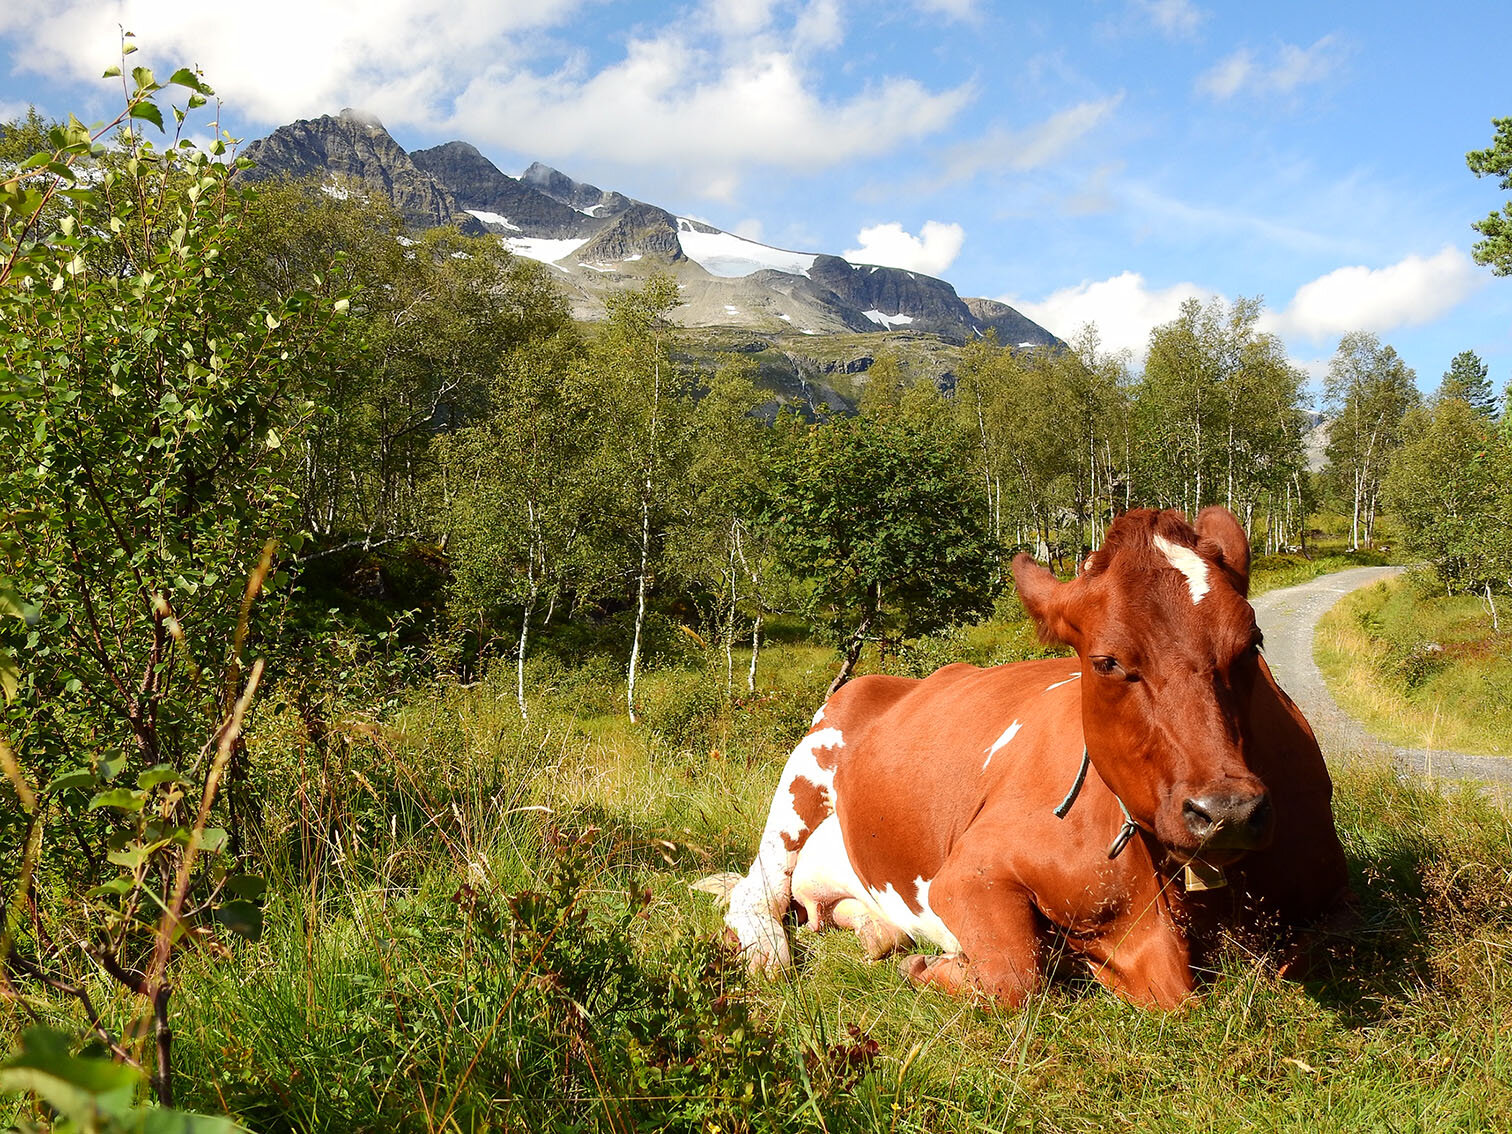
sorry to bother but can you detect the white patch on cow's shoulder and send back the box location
[1153,534,1210,604]
[982,719,1023,771]
[772,727,843,841]
[811,703,826,727]
[1044,672,1082,692]
[867,877,962,953]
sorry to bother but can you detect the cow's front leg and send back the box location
[898,875,1044,1006]
[1075,906,1195,1009]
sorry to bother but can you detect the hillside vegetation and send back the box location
[3,68,1511,1133]
[1317,571,1512,756]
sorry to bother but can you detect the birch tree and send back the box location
[1323,332,1419,549]
[587,274,689,722]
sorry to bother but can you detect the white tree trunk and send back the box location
[627,492,651,723]
[748,614,762,692]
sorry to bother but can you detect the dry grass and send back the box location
[1315,573,1512,757]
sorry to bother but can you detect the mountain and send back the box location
[521,161,632,218]
[241,109,484,235]
[239,110,1061,350]
[409,142,593,239]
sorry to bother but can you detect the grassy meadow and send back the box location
[6,557,1512,1133]
[1316,570,1512,757]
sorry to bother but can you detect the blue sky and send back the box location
[3,0,1510,399]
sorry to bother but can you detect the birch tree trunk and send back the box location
[627,491,651,723]
[748,614,762,692]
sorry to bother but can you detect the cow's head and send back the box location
[1012,507,1273,864]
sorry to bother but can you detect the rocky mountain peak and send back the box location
[338,107,386,131]
[411,142,593,239]
[522,161,631,218]
[574,202,685,264]
[242,111,483,234]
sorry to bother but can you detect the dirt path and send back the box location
[1251,566,1512,789]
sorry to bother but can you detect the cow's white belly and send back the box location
[792,813,962,953]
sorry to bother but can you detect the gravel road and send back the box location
[1251,566,1511,789]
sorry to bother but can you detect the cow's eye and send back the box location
[1091,655,1133,680]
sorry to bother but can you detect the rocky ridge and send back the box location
[241,110,1060,349]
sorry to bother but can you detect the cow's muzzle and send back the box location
[1182,790,1273,851]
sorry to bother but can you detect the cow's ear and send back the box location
[1195,506,1250,597]
[1012,553,1081,648]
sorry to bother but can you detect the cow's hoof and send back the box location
[898,954,933,983]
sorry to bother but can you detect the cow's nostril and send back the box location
[1185,791,1272,847]
[1183,797,1215,837]
[1244,794,1274,837]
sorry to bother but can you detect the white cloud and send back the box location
[704,0,779,37]
[845,220,965,275]
[1197,36,1342,100]
[1132,0,1206,39]
[1003,272,1219,360]
[914,0,980,20]
[933,94,1124,187]
[0,0,577,123]
[793,0,845,50]
[1261,247,1484,344]
[733,217,765,241]
[0,0,971,198]
[1006,249,1484,369]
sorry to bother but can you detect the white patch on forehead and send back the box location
[1153,534,1210,604]
[1045,672,1082,692]
[866,877,962,954]
[982,719,1023,771]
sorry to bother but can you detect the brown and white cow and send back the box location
[702,507,1352,1008]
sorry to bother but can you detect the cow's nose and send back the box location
[1182,791,1273,849]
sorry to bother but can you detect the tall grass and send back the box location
[7,617,1512,1132]
[1316,571,1512,756]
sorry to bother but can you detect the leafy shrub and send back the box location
[637,665,725,746]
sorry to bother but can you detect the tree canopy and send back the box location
[1467,116,1512,275]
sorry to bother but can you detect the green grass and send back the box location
[1249,545,1396,596]
[1316,571,1512,757]
[9,622,1512,1132]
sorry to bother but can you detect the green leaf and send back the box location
[87,876,135,897]
[142,1107,247,1134]
[0,649,16,704]
[106,845,150,871]
[102,64,122,78]
[88,787,145,813]
[225,875,267,900]
[198,827,229,854]
[138,764,186,790]
[0,1027,140,1123]
[129,100,165,132]
[47,767,97,793]
[167,68,213,96]
[209,899,262,941]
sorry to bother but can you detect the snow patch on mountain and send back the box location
[862,310,916,329]
[466,209,520,231]
[502,236,588,264]
[676,220,818,279]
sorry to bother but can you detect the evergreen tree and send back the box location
[1437,349,1497,418]
[1467,116,1512,275]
